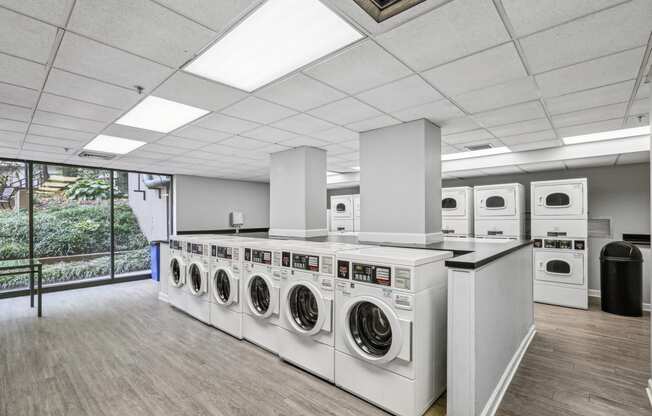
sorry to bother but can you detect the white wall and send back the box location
[173,175,269,232]
[127,173,169,241]
[445,163,651,304]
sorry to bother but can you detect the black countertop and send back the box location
[179,231,532,270]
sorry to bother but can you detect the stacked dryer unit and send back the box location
[330,195,355,232]
[531,178,588,309]
[474,183,525,239]
[334,246,452,416]
[441,186,474,238]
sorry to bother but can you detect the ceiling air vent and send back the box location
[465,144,494,152]
[353,0,426,22]
[77,150,116,161]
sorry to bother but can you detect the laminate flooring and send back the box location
[0,281,648,416]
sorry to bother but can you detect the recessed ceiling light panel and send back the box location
[562,126,650,145]
[116,96,210,133]
[84,135,146,155]
[442,146,511,161]
[185,0,364,92]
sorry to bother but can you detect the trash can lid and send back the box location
[600,241,643,262]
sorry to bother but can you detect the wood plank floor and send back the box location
[0,281,648,416]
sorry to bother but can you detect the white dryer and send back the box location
[533,238,588,309]
[278,241,366,382]
[331,195,354,232]
[531,178,587,238]
[168,237,188,311]
[474,183,525,239]
[184,237,211,323]
[334,246,452,416]
[441,186,473,238]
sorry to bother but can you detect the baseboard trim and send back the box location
[268,228,328,238]
[358,231,444,245]
[588,289,650,312]
[480,324,536,416]
[158,291,169,304]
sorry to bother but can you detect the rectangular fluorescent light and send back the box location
[184,0,363,92]
[351,166,360,171]
[562,126,651,145]
[84,135,145,155]
[442,146,511,161]
[116,96,209,133]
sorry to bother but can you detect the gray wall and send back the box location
[173,175,270,232]
[127,173,169,241]
[445,162,651,304]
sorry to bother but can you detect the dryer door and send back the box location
[284,280,329,336]
[533,182,584,217]
[442,189,467,217]
[341,296,411,365]
[169,257,185,288]
[475,187,516,217]
[535,251,584,285]
[212,267,238,305]
[188,262,208,296]
[246,273,278,319]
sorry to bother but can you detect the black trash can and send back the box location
[599,241,643,316]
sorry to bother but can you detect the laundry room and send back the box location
[0,1,651,416]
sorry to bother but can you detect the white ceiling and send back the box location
[0,0,649,182]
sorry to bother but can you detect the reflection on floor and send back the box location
[0,282,648,416]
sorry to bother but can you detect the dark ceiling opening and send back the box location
[353,0,427,22]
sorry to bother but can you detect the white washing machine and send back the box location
[168,237,188,311]
[533,238,588,309]
[334,246,452,416]
[474,183,525,239]
[331,195,354,232]
[441,186,473,238]
[242,239,293,354]
[531,178,587,238]
[353,194,361,232]
[278,241,367,382]
[184,236,212,323]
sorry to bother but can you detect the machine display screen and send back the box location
[292,253,319,271]
[544,239,572,249]
[352,263,391,286]
[186,243,192,253]
[213,245,232,259]
[252,249,272,265]
[337,260,350,279]
[170,240,178,250]
[282,252,291,267]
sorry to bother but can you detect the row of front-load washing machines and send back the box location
[443,178,589,309]
[167,235,452,416]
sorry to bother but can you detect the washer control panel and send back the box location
[534,239,585,250]
[292,253,319,272]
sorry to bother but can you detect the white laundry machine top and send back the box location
[335,246,452,267]
[474,183,525,219]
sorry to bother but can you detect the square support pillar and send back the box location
[359,119,442,244]
[269,146,328,237]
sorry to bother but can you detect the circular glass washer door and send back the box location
[212,268,237,305]
[169,257,184,288]
[188,262,206,296]
[247,274,275,319]
[285,282,326,336]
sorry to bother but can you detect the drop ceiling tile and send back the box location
[375,0,509,71]
[0,53,46,89]
[421,43,526,97]
[25,134,83,150]
[309,126,358,143]
[392,99,463,123]
[45,69,140,109]
[218,136,271,150]
[241,125,297,143]
[155,72,246,112]
[346,115,401,132]
[499,129,557,146]
[22,142,73,154]
[628,98,649,116]
[308,97,383,125]
[277,136,328,148]
[156,135,206,150]
[356,75,443,113]
[0,83,39,108]
[154,0,258,32]
[0,130,22,148]
[535,47,643,97]
[439,116,481,135]
[556,118,623,138]
[473,101,546,127]
[565,155,618,168]
[0,0,75,26]
[635,83,649,100]
[138,143,186,156]
[509,139,562,152]
[28,124,94,141]
[304,40,412,94]
[221,97,297,124]
[551,102,627,128]
[173,125,231,143]
[624,114,649,128]
[617,151,649,165]
[255,73,347,111]
[521,1,652,73]
[37,93,122,122]
[0,102,33,121]
[518,160,566,173]
[322,142,357,156]
[54,32,174,92]
[502,0,625,37]
[0,7,57,63]
[123,149,172,161]
[103,124,165,142]
[544,80,635,115]
[193,113,260,134]
[198,143,239,155]
[32,110,107,133]
[454,77,540,113]
[271,113,335,135]
[67,0,217,67]
[443,129,494,145]
[0,118,27,133]
[488,117,553,137]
